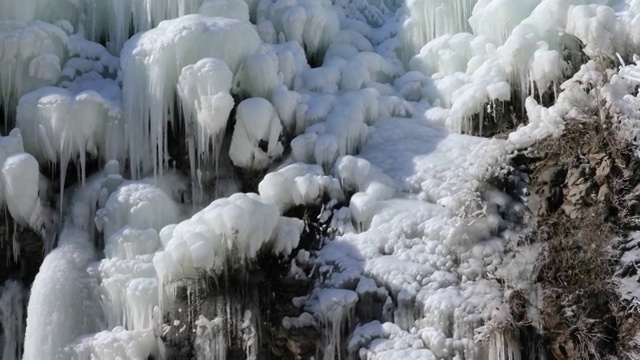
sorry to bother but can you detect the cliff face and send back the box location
[499,81,640,358]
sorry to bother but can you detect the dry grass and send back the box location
[529,117,634,359]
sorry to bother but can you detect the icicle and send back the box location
[11,223,19,262]
[0,280,25,360]
[241,310,258,360]
[194,315,227,360]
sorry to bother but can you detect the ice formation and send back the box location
[229,97,284,170]
[154,192,302,284]
[177,58,234,184]
[2,0,638,359]
[0,280,25,360]
[121,14,261,177]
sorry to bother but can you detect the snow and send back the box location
[258,162,343,211]
[154,192,301,286]
[71,327,161,360]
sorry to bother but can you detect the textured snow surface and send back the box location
[2,0,639,359]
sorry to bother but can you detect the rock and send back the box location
[561,203,579,219]
[597,185,610,203]
[595,157,611,184]
[545,187,563,214]
[538,165,566,186]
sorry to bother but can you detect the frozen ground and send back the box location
[0,0,639,359]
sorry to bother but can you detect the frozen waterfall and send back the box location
[0,0,638,359]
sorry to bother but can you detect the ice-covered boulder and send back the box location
[1,154,40,226]
[153,193,303,285]
[95,183,181,241]
[229,97,284,170]
[258,162,343,211]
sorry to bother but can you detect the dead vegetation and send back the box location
[523,115,640,359]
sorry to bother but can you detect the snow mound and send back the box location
[154,193,302,284]
[71,327,160,360]
[95,182,181,241]
[259,162,343,211]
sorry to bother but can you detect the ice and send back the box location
[104,227,161,260]
[95,182,181,240]
[71,327,161,360]
[258,162,343,211]
[468,0,540,44]
[0,20,68,125]
[229,97,284,170]
[23,228,103,360]
[154,192,303,304]
[349,192,375,232]
[271,217,304,255]
[305,288,359,360]
[1,153,40,226]
[16,84,123,206]
[0,280,25,360]
[198,0,250,21]
[400,0,478,59]
[8,0,640,359]
[567,4,618,58]
[257,0,340,58]
[194,315,227,360]
[236,51,281,99]
[177,58,235,192]
[121,14,261,177]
